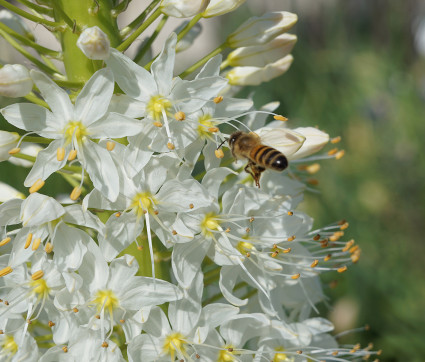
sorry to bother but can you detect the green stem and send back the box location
[112,0,132,16]
[14,0,54,16]
[0,29,60,76]
[179,42,228,78]
[24,93,49,108]
[120,0,160,37]
[0,0,63,28]
[133,15,168,64]
[21,136,53,144]
[117,7,162,52]
[0,22,61,58]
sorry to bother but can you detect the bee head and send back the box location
[228,131,243,149]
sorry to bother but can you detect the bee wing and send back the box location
[255,127,305,156]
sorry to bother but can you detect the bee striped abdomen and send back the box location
[250,145,288,171]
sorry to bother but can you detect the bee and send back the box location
[228,131,288,187]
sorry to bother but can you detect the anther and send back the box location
[313,234,320,241]
[189,203,194,209]
[62,346,68,353]
[227,348,233,352]
[329,231,344,242]
[27,319,32,325]
[8,147,21,155]
[337,265,348,273]
[306,163,320,174]
[31,270,44,280]
[296,350,302,354]
[70,186,82,201]
[0,266,13,277]
[174,111,186,121]
[4,301,9,305]
[324,254,332,261]
[287,235,296,242]
[153,121,163,127]
[48,321,55,327]
[249,217,254,222]
[287,211,293,216]
[115,212,121,217]
[335,150,345,159]
[196,354,200,359]
[0,330,3,334]
[106,141,115,151]
[57,147,65,161]
[307,178,319,185]
[208,127,219,133]
[167,142,175,150]
[327,148,338,156]
[154,210,159,215]
[340,222,349,230]
[32,237,41,251]
[225,227,231,233]
[310,259,319,268]
[73,307,79,313]
[215,149,224,158]
[213,96,223,104]
[271,251,278,258]
[338,219,347,225]
[29,179,45,194]
[172,230,177,235]
[246,252,251,257]
[274,115,288,121]
[45,242,53,253]
[245,227,250,233]
[137,245,143,251]
[95,315,100,319]
[120,319,125,323]
[332,351,339,356]
[331,136,341,144]
[0,237,11,247]
[320,239,329,248]
[283,247,291,253]
[342,239,355,252]
[102,342,108,348]
[24,233,33,249]
[67,149,77,161]
[351,253,360,263]
[291,273,300,280]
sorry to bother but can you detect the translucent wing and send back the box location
[255,127,305,156]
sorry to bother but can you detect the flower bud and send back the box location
[175,22,202,52]
[225,34,297,67]
[77,26,110,60]
[0,10,34,40]
[288,127,330,160]
[160,0,211,18]
[0,64,33,97]
[227,11,297,48]
[226,55,293,86]
[0,181,25,202]
[202,0,246,18]
[0,131,19,161]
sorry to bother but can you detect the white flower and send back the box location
[203,0,246,18]
[160,0,210,18]
[1,68,143,201]
[0,181,24,202]
[77,26,110,60]
[0,64,33,97]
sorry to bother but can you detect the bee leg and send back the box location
[245,161,265,188]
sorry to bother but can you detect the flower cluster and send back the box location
[0,1,376,361]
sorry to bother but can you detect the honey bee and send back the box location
[228,131,288,187]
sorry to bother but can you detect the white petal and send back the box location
[63,204,104,233]
[75,68,114,125]
[202,167,237,200]
[108,256,139,290]
[195,54,222,78]
[87,112,143,138]
[127,334,161,362]
[219,266,248,306]
[290,126,330,160]
[20,193,65,227]
[0,198,23,225]
[151,33,177,95]
[108,94,146,118]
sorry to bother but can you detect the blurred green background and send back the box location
[1,1,425,361]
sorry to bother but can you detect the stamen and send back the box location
[340,221,349,230]
[8,147,21,155]
[120,319,125,323]
[174,111,185,121]
[153,121,163,127]
[310,259,319,268]
[329,231,344,242]
[215,149,224,158]
[287,235,296,242]
[291,273,300,279]
[31,270,44,280]
[102,341,108,348]
[274,115,288,121]
[115,212,121,217]
[45,242,53,253]
[335,150,345,159]
[306,178,319,185]
[189,203,194,209]
[167,142,175,150]
[62,346,68,353]
[327,148,338,156]
[73,307,79,313]
[57,147,65,161]
[0,266,12,277]
[208,127,219,133]
[342,239,355,252]
[0,237,11,247]
[213,96,223,104]
[305,163,320,174]
[287,211,293,216]
[70,186,82,201]
[48,321,55,327]
[32,237,41,250]
[29,179,45,194]
[313,234,320,241]
[331,136,341,144]
[24,233,33,249]
[106,141,115,151]
[324,254,332,261]
[67,149,77,161]
[337,266,348,273]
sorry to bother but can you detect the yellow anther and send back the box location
[306,178,319,185]
[249,217,254,222]
[70,186,82,201]
[296,350,303,354]
[57,147,65,161]
[137,245,143,250]
[340,222,349,230]
[102,341,109,348]
[351,253,360,263]
[95,315,100,319]
[335,150,345,160]
[24,233,33,249]
[331,136,341,144]
[29,179,45,194]
[225,227,231,233]
[337,265,348,273]
[48,321,55,327]
[274,115,288,121]
[313,234,320,241]
[174,111,185,121]
[0,266,12,277]
[189,203,194,209]
[215,149,224,158]
[271,251,279,258]
[120,319,125,323]
[106,141,115,151]
[31,270,44,280]
[329,231,344,242]
[32,237,41,251]
[306,163,320,174]
[287,235,296,242]
[282,247,291,253]
[208,127,219,133]
[8,147,21,154]
[324,254,332,261]
[310,259,319,268]
[67,149,77,161]
[154,210,159,215]
[213,96,223,104]
[245,227,250,233]
[287,211,293,216]
[62,346,68,353]
[327,148,338,156]
[291,273,300,280]
[73,307,79,313]
[350,245,359,254]
[115,212,121,217]
[167,142,175,150]
[332,351,339,356]
[172,230,177,235]
[342,239,355,252]
[4,300,9,305]
[0,237,11,247]
[45,242,53,253]
[153,121,163,127]
[0,329,3,334]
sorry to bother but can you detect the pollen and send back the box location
[29,179,45,194]
[237,241,254,255]
[342,239,355,252]
[102,341,108,348]
[340,221,349,230]
[48,321,55,327]
[30,278,50,298]
[213,96,223,103]
[93,289,119,312]
[0,237,11,247]
[174,111,185,121]
[62,346,68,353]
[287,235,296,242]
[32,237,41,251]
[208,127,219,133]
[64,121,88,144]
[287,211,293,216]
[31,270,44,280]
[329,231,344,242]
[274,115,288,122]
[215,149,224,158]
[106,141,115,151]
[0,266,12,277]
[324,254,332,261]
[147,95,172,120]
[57,147,65,161]
[163,332,186,359]
[70,186,82,201]
[273,347,288,361]
[197,114,214,138]
[189,203,194,209]
[68,149,77,161]
[282,247,291,253]
[8,147,20,155]
[201,212,221,236]
[218,345,237,361]
[45,242,53,253]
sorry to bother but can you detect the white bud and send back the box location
[77,26,110,60]
[0,10,34,40]
[226,55,293,86]
[175,23,202,52]
[0,64,33,97]
[288,127,330,160]
[0,131,19,161]
[0,181,25,202]
[160,0,211,18]
[227,11,297,48]
[226,34,297,67]
[202,0,246,18]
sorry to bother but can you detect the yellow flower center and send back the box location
[218,345,237,362]
[163,332,186,359]
[131,192,157,216]
[201,212,221,237]
[197,114,214,138]
[64,121,87,144]
[273,347,288,361]
[147,95,172,121]
[29,278,50,299]
[93,289,119,312]
[2,335,18,355]
[237,241,254,254]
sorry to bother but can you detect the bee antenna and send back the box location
[217,138,228,150]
